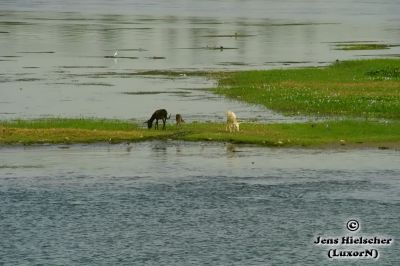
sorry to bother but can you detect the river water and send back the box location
[1,0,400,121]
[1,1,400,265]
[0,142,399,265]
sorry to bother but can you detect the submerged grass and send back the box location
[335,43,392,50]
[0,119,399,148]
[212,59,400,119]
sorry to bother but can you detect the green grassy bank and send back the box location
[1,119,399,149]
[213,59,400,119]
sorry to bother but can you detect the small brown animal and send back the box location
[146,109,170,130]
[176,114,184,127]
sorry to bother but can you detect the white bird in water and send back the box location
[113,50,118,57]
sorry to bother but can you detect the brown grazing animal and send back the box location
[175,114,184,127]
[146,109,170,130]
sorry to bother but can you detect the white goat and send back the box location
[226,110,239,132]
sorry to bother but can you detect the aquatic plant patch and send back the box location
[335,43,392,50]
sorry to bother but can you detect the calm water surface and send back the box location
[1,0,400,121]
[1,1,400,265]
[0,142,399,265]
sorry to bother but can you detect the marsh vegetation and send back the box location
[1,60,399,148]
[334,43,396,51]
[213,59,400,120]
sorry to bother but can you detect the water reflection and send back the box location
[1,1,400,121]
[225,143,239,159]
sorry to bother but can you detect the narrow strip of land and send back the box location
[1,119,399,149]
[1,59,399,148]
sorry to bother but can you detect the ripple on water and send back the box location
[0,143,399,264]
